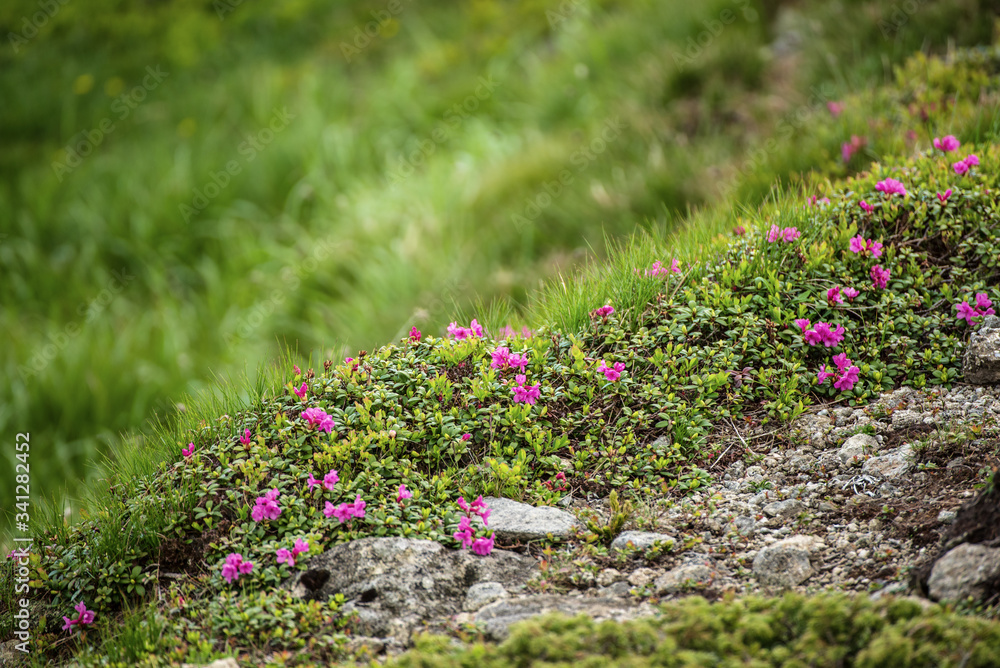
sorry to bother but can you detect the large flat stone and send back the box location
[481,496,580,541]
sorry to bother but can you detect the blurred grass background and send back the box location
[0,0,997,520]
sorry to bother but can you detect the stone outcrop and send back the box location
[963,315,1000,385]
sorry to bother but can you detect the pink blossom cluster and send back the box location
[222,553,254,583]
[294,382,308,399]
[953,153,979,175]
[239,429,252,445]
[512,374,541,405]
[62,602,96,633]
[817,354,861,392]
[956,293,995,327]
[870,265,890,290]
[496,325,534,339]
[936,189,952,203]
[827,101,844,117]
[596,360,625,382]
[592,304,614,319]
[181,442,195,458]
[933,135,960,153]
[447,319,483,340]
[307,468,339,491]
[409,326,421,341]
[858,201,874,214]
[276,538,309,568]
[491,346,529,371]
[453,496,494,556]
[325,494,367,524]
[841,135,866,163]
[827,286,843,305]
[807,196,830,207]
[794,319,845,348]
[396,484,413,503]
[644,259,680,277]
[768,225,801,242]
[301,407,335,433]
[251,489,282,522]
[849,235,883,258]
[875,178,907,196]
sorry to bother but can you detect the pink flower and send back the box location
[251,489,282,522]
[801,322,845,347]
[953,153,979,175]
[397,484,413,503]
[325,494,367,524]
[793,318,811,334]
[294,382,308,399]
[859,200,873,214]
[593,304,614,318]
[301,407,334,433]
[956,293,995,327]
[457,495,491,525]
[768,225,801,242]
[841,135,866,163]
[733,225,746,236]
[849,235,883,257]
[323,469,339,491]
[62,601,96,633]
[511,375,541,405]
[409,326,422,342]
[870,265,890,290]
[843,287,860,301]
[936,189,953,203]
[875,178,907,196]
[471,535,495,556]
[307,473,321,490]
[507,353,529,371]
[827,286,843,306]
[453,516,474,549]
[933,135,960,152]
[181,443,195,458]
[276,538,309,568]
[461,433,472,441]
[782,227,802,241]
[817,354,861,391]
[491,346,510,368]
[834,365,861,391]
[221,553,254,584]
[596,360,626,382]
[670,258,681,273]
[767,225,780,243]
[293,365,301,376]
[827,101,844,117]
[239,429,251,446]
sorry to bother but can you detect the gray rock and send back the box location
[474,595,654,641]
[654,562,719,594]
[891,410,923,429]
[481,496,580,541]
[839,434,878,465]
[752,535,822,587]
[862,445,914,479]
[928,543,1000,603]
[627,567,659,587]
[732,515,756,536]
[937,509,958,525]
[762,498,806,519]
[286,537,536,639]
[610,531,676,551]
[464,582,509,611]
[182,660,240,668]
[963,315,1000,384]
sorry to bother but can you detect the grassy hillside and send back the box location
[3,41,1000,666]
[2,0,998,516]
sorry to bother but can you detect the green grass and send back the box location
[2,0,998,520]
[3,41,1000,665]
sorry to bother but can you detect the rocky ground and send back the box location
[264,382,1000,662]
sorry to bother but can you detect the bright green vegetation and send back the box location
[2,42,1000,665]
[1,0,997,513]
[390,594,1000,667]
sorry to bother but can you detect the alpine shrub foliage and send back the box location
[389,594,1000,667]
